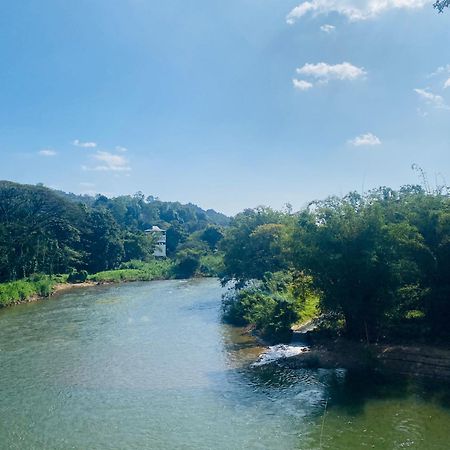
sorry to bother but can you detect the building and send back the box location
[145,226,167,258]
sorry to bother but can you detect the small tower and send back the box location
[145,226,167,258]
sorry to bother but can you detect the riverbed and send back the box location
[0,279,449,449]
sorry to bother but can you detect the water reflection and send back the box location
[0,279,449,450]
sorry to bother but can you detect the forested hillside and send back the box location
[221,185,450,343]
[0,180,228,283]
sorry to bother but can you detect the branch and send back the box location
[434,0,450,13]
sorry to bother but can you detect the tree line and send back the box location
[220,185,450,343]
[0,181,228,283]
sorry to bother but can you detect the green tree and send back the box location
[172,250,201,279]
[82,210,124,273]
[220,207,292,283]
[200,226,224,250]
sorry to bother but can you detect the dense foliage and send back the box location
[0,181,228,284]
[223,271,318,342]
[220,186,450,343]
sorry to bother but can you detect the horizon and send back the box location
[1,1,449,216]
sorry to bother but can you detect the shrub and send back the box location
[89,260,173,282]
[222,271,319,343]
[0,276,57,307]
[67,270,88,283]
[199,253,225,277]
[172,251,201,279]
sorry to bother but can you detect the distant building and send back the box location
[145,226,167,258]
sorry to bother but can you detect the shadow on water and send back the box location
[322,369,450,415]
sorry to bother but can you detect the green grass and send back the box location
[296,294,320,325]
[89,259,173,283]
[0,259,175,308]
[0,275,57,308]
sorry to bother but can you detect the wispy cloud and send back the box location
[320,24,335,33]
[297,62,366,81]
[348,132,381,147]
[82,151,131,172]
[38,149,57,157]
[294,62,366,90]
[73,139,97,148]
[417,66,450,112]
[292,79,313,91]
[115,146,128,152]
[428,64,450,78]
[414,88,450,110]
[286,0,427,24]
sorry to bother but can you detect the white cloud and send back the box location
[292,78,313,90]
[286,0,427,24]
[287,2,316,24]
[296,62,366,82]
[38,149,57,156]
[418,67,450,111]
[320,24,335,33]
[115,146,128,152]
[428,64,450,78]
[348,132,381,147]
[83,151,131,172]
[414,88,450,110]
[73,139,97,148]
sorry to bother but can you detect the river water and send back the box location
[0,279,449,449]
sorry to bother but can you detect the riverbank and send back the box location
[274,336,450,381]
[0,255,225,309]
[0,278,109,308]
[0,260,174,308]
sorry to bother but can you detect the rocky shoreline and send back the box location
[273,337,450,380]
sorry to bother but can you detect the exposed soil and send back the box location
[277,337,450,380]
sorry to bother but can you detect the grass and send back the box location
[0,260,173,307]
[0,256,216,308]
[297,294,320,325]
[0,275,58,307]
[89,259,174,283]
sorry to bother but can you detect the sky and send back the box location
[1,0,450,215]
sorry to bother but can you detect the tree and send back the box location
[289,189,442,341]
[172,250,201,279]
[200,226,224,250]
[82,210,124,273]
[220,207,292,283]
[434,0,450,13]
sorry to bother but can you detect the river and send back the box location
[0,279,449,449]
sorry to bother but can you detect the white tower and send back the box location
[145,226,167,257]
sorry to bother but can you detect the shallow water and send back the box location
[0,279,449,449]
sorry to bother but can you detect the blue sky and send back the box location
[1,0,449,215]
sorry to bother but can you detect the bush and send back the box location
[225,286,297,343]
[89,259,173,282]
[172,251,201,279]
[0,275,57,307]
[36,279,53,297]
[222,271,319,343]
[67,270,88,283]
[199,253,225,277]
